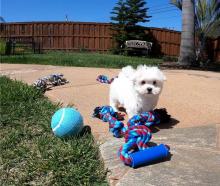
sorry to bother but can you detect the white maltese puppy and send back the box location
[109,65,166,118]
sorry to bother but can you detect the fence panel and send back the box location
[211,38,220,62]
[0,22,219,61]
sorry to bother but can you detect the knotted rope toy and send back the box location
[33,74,69,92]
[96,75,115,84]
[93,106,171,167]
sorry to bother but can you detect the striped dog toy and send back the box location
[96,75,115,84]
[93,106,170,166]
[33,74,69,92]
[119,125,152,165]
[93,106,126,137]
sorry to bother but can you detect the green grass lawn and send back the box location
[0,76,107,185]
[1,52,162,68]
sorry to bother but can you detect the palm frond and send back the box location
[196,0,220,39]
[170,0,182,10]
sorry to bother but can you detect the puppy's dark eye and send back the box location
[153,81,157,85]
[141,80,146,85]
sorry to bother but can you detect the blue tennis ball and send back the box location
[51,107,83,137]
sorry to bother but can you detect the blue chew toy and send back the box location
[51,107,83,137]
[130,144,170,168]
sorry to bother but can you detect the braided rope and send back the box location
[96,75,115,84]
[127,111,160,128]
[33,74,69,92]
[93,106,163,166]
[93,106,126,137]
[33,79,47,92]
[119,125,152,165]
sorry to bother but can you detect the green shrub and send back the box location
[0,39,6,55]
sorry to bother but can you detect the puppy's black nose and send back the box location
[147,87,152,92]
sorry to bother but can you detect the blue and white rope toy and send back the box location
[33,73,69,92]
[96,75,115,84]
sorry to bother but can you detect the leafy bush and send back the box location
[0,39,6,55]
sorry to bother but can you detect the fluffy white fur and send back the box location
[109,65,166,118]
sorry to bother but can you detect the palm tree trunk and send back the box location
[178,0,196,66]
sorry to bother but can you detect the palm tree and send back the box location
[195,0,220,63]
[171,0,196,66]
[171,0,220,64]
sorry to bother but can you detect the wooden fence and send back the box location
[0,22,219,61]
[209,38,220,62]
[0,22,113,52]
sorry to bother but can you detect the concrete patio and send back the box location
[1,63,220,186]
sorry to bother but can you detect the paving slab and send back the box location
[101,125,220,186]
[1,63,220,185]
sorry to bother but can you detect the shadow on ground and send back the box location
[160,62,220,72]
[150,118,180,133]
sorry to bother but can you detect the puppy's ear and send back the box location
[130,71,139,85]
[121,66,136,79]
[155,67,166,81]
